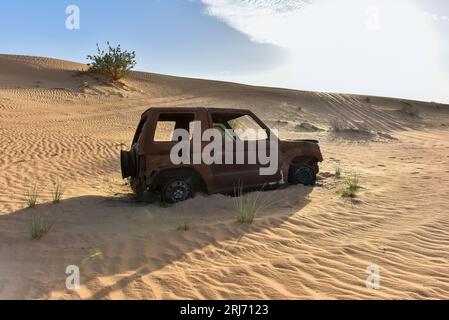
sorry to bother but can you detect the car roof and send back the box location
[141,107,252,118]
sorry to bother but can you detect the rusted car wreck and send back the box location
[121,107,323,203]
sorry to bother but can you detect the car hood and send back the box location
[278,139,323,162]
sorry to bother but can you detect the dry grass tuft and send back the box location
[52,182,65,204]
[339,173,363,198]
[334,164,342,179]
[233,185,274,224]
[26,185,39,208]
[177,222,190,231]
[29,213,53,240]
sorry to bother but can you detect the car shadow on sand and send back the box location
[0,186,313,299]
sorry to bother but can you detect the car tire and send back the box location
[161,178,193,204]
[291,165,316,186]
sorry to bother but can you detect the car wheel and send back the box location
[161,178,193,204]
[292,165,316,186]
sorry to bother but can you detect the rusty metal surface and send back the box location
[122,107,323,195]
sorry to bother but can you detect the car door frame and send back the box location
[206,110,282,193]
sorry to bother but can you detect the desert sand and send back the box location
[1,54,449,299]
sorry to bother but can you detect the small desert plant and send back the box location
[177,222,190,231]
[29,213,53,240]
[400,103,419,117]
[52,182,65,204]
[339,174,363,198]
[334,164,342,178]
[330,119,352,132]
[26,185,39,208]
[330,119,370,135]
[87,42,136,81]
[233,185,272,224]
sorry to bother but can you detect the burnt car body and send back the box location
[121,107,323,203]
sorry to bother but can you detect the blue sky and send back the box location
[1,0,448,103]
[0,1,284,78]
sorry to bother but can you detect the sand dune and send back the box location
[1,54,449,299]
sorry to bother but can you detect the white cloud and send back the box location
[201,0,316,46]
[201,0,449,103]
[425,12,449,22]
